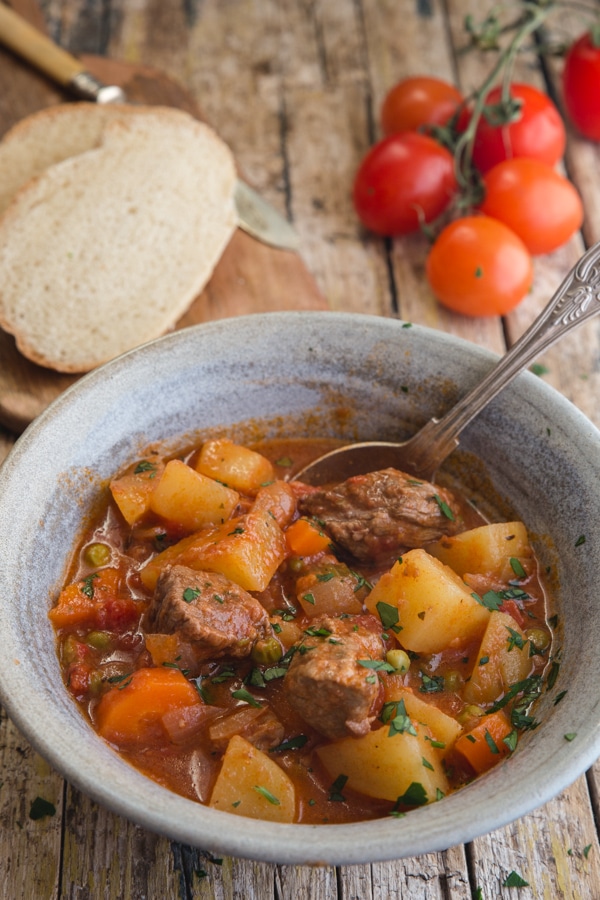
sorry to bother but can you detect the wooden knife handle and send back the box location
[0,2,84,84]
[0,3,124,100]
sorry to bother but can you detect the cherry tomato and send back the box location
[480,158,583,255]
[563,33,600,141]
[381,76,465,136]
[425,215,533,316]
[471,83,566,173]
[353,132,457,236]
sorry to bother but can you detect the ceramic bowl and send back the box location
[1,311,599,866]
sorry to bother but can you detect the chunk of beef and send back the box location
[147,565,270,665]
[298,468,461,562]
[283,614,384,740]
[208,705,285,752]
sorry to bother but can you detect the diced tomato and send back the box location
[499,599,527,629]
[67,662,93,696]
[49,567,141,632]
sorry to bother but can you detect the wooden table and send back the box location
[1,0,600,896]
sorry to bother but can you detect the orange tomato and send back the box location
[426,215,533,316]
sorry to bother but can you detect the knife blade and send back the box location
[0,2,300,252]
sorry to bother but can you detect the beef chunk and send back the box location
[298,468,461,562]
[283,614,384,740]
[147,565,270,664]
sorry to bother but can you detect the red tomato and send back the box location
[353,133,457,236]
[381,76,465,135]
[563,33,600,141]
[425,215,533,316]
[480,158,583,255]
[471,83,566,173]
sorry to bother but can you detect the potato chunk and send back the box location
[392,689,463,753]
[140,505,287,592]
[149,459,239,531]
[196,439,274,495]
[209,734,296,822]
[110,457,165,525]
[464,610,533,706]
[428,521,532,581]
[366,549,490,653]
[316,720,449,804]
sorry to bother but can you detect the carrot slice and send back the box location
[285,517,331,556]
[96,667,202,746]
[454,711,514,774]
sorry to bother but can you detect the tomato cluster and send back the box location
[352,39,597,318]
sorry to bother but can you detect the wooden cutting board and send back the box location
[0,0,327,433]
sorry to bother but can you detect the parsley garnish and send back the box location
[396,781,428,808]
[432,494,454,520]
[253,785,280,805]
[182,587,200,604]
[506,626,526,651]
[134,460,158,476]
[231,688,262,708]
[270,735,308,753]
[419,672,445,693]
[29,797,56,820]
[80,573,99,599]
[329,774,348,802]
[376,600,402,634]
[381,699,417,737]
[503,870,529,888]
[358,659,395,674]
[510,557,526,578]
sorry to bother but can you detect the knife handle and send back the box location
[0,3,123,102]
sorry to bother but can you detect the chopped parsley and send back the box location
[380,699,417,737]
[329,774,348,802]
[182,587,200,604]
[134,460,158,475]
[503,870,529,888]
[80,573,99,599]
[376,601,402,634]
[419,672,445,693]
[358,659,396,674]
[270,735,308,753]
[29,797,56,820]
[432,494,454,520]
[510,557,526,578]
[253,785,280,805]
[231,688,262,708]
[396,781,428,808]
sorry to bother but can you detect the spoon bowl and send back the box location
[297,241,600,485]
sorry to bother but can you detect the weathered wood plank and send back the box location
[1,1,600,899]
[0,716,62,900]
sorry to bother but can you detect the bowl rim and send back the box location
[1,310,600,865]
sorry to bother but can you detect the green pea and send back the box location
[458,704,485,725]
[251,637,282,667]
[525,627,551,652]
[85,630,112,650]
[385,649,410,674]
[84,542,111,567]
[87,671,104,695]
[444,670,463,693]
[288,556,305,574]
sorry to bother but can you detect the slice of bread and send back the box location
[0,105,237,372]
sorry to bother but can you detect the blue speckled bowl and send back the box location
[0,312,599,865]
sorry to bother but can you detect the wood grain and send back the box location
[1,0,600,897]
[0,40,327,432]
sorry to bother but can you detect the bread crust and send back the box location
[0,105,237,372]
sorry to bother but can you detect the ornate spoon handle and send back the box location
[404,241,600,475]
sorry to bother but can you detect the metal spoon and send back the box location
[297,241,600,486]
